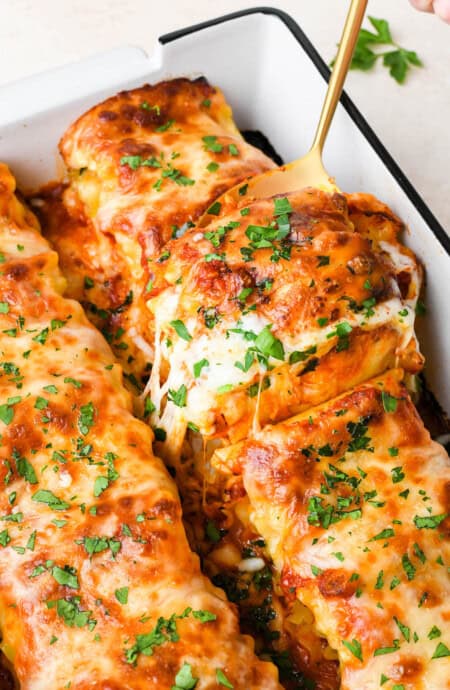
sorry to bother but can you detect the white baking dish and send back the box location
[0,7,448,415]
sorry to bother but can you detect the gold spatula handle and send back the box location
[311,0,368,154]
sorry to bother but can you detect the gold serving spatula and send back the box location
[203,0,367,214]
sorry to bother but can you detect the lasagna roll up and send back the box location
[0,164,281,690]
[38,78,275,383]
[146,187,423,460]
[213,370,450,689]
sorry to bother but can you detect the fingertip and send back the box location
[433,0,450,21]
[409,0,434,11]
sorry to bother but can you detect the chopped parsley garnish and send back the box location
[253,325,285,362]
[307,495,361,529]
[172,662,198,689]
[156,119,175,132]
[125,607,215,666]
[428,626,441,640]
[80,535,120,558]
[121,152,194,189]
[390,576,401,590]
[193,359,209,378]
[216,669,234,688]
[247,377,271,398]
[192,609,217,623]
[207,201,222,216]
[393,616,410,642]
[327,321,353,351]
[0,402,15,425]
[374,639,400,656]
[0,529,11,547]
[163,165,195,187]
[64,377,82,388]
[369,528,395,541]
[391,466,405,483]
[14,450,38,484]
[170,320,192,342]
[93,452,119,497]
[201,306,221,329]
[124,614,177,663]
[157,250,171,263]
[401,553,416,581]
[375,570,384,589]
[168,385,187,408]
[237,287,253,302]
[273,197,293,215]
[153,427,167,442]
[289,346,317,364]
[3,460,12,485]
[115,587,129,605]
[204,226,227,247]
[205,252,226,262]
[47,597,95,630]
[32,327,49,344]
[381,391,398,413]
[432,642,450,659]
[235,350,255,373]
[205,520,222,543]
[202,135,223,153]
[26,531,36,551]
[52,565,79,589]
[78,402,95,435]
[217,384,233,394]
[144,397,156,418]
[346,417,372,452]
[1,512,23,523]
[414,513,447,529]
[120,155,162,170]
[51,318,67,331]
[413,542,426,563]
[342,638,363,661]
[32,490,69,511]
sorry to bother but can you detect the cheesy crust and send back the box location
[35,78,275,382]
[146,187,423,460]
[0,164,281,690]
[213,370,450,689]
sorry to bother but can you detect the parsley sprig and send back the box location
[336,16,423,84]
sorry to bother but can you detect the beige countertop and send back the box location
[0,0,448,229]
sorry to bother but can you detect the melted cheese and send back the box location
[36,78,275,383]
[213,370,450,689]
[147,187,423,452]
[0,163,281,690]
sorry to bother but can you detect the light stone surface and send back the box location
[0,0,448,228]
